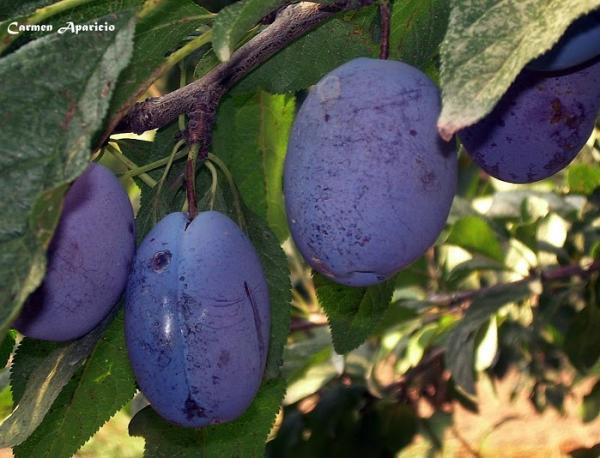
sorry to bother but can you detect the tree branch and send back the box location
[114,0,374,138]
[426,259,600,307]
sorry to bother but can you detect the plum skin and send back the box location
[125,211,270,428]
[460,59,600,184]
[13,163,135,341]
[284,57,457,288]
[527,10,600,72]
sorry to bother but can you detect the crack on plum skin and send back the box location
[149,250,172,272]
[244,281,265,362]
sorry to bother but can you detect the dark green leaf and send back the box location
[438,0,600,138]
[130,377,286,458]
[0,331,15,369]
[446,216,504,262]
[212,0,283,61]
[1,308,120,447]
[445,281,534,394]
[212,91,295,240]
[315,274,395,354]
[0,12,135,340]
[389,0,449,75]
[13,309,136,458]
[565,304,600,372]
[568,164,600,195]
[234,11,377,93]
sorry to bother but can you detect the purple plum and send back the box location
[125,211,270,428]
[284,58,457,287]
[460,59,600,184]
[528,10,600,72]
[13,163,135,341]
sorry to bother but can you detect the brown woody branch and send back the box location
[114,0,374,143]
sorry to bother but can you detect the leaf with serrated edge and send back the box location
[438,0,600,139]
[13,309,136,458]
[0,307,120,447]
[0,12,135,341]
[315,274,395,354]
[129,378,285,458]
[212,0,283,62]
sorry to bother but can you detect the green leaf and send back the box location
[212,0,283,62]
[104,0,212,138]
[0,331,15,369]
[565,303,600,371]
[130,377,286,458]
[212,91,295,240]
[389,0,449,74]
[568,164,600,195]
[437,0,600,139]
[1,309,119,447]
[446,216,504,262]
[13,309,136,458]
[582,380,600,423]
[315,274,395,354]
[0,0,54,20]
[445,281,534,394]
[244,210,292,379]
[234,11,377,93]
[119,123,186,244]
[0,12,135,340]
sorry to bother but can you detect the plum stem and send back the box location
[378,0,391,60]
[204,160,218,210]
[105,143,157,187]
[185,143,200,219]
[207,153,246,231]
[120,140,186,179]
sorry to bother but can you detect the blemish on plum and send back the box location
[217,350,230,368]
[409,129,417,136]
[183,395,206,420]
[149,250,172,272]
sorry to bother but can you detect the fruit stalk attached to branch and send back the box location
[115,0,375,138]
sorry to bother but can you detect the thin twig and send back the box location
[426,260,600,307]
[378,0,391,59]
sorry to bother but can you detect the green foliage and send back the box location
[315,274,395,354]
[446,215,505,262]
[130,370,286,457]
[445,281,535,394]
[389,0,449,76]
[212,91,294,241]
[105,0,212,137]
[13,309,136,458]
[1,310,115,447]
[438,0,600,138]
[0,9,134,342]
[233,11,378,93]
[568,164,600,195]
[212,0,284,61]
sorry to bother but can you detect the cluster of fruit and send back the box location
[11,11,600,428]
